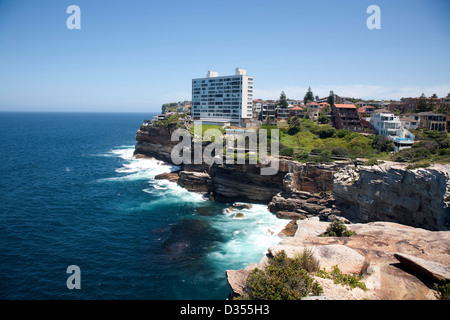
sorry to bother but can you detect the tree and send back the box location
[327,90,335,106]
[416,93,430,113]
[372,135,394,152]
[318,111,329,124]
[303,87,314,104]
[317,125,336,139]
[279,91,288,109]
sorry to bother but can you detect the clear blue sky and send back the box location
[0,0,449,112]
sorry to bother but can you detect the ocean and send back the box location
[0,112,286,300]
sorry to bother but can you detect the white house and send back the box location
[400,116,419,130]
[370,109,415,151]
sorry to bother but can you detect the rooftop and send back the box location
[400,116,417,122]
[374,108,392,114]
[334,104,357,109]
[416,112,446,117]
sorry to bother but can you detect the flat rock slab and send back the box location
[394,253,450,282]
[268,244,366,274]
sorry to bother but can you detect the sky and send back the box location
[0,0,449,112]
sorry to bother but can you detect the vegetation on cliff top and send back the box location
[147,112,450,165]
[236,250,323,300]
[275,117,393,163]
[236,249,368,300]
[276,117,450,165]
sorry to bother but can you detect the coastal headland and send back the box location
[134,122,450,300]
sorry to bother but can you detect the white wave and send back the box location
[208,203,287,269]
[141,179,207,207]
[98,147,179,182]
[109,147,135,160]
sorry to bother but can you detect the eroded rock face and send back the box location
[208,163,286,203]
[268,190,338,220]
[134,125,179,163]
[281,161,338,193]
[177,171,210,193]
[333,163,450,231]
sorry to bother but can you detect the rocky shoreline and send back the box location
[227,218,450,300]
[135,123,450,300]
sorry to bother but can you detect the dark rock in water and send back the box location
[234,212,245,219]
[154,171,180,183]
[232,202,253,210]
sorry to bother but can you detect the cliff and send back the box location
[135,123,450,231]
[333,162,450,231]
[135,124,344,204]
[134,125,180,163]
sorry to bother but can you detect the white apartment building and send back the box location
[370,109,415,151]
[192,68,253,125]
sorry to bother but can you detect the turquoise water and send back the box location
[0,112,285,299]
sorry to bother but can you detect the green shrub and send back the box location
[308,150,332,163]
[287,126,300,135]
[406,161,431,170]
[332,147,349,157]
[318,112,329,124]
[328,266,367,291]
[333,130,358,140]
[280,146,294,157]
[364,158,379,166]
[433,281,450,300]
[317,125,336,139]
[320,221,357,237]
[294,151,309,162]
[371,135,394,152]
[391,146,430,163]
[236,250,323,300]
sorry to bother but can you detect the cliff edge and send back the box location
[333,162,450,231]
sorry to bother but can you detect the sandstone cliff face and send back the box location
[333,163,450,231]
[279,161,338,193]
[208,163,286,203]
[207,160,346,204]
[177,171,210,193]
[134,125,179,163]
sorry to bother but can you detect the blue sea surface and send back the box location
[0,112,285,299]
